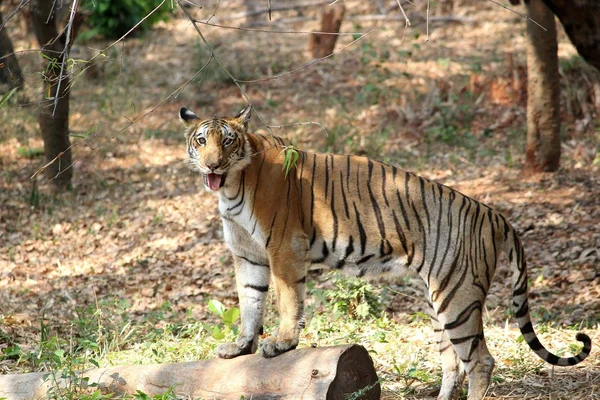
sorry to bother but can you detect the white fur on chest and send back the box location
[219,192,268,262]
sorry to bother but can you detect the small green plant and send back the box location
[312,274,382,320]
[17,146,44,159]
[204,299,240,340]
[279,145,300,179]
[81,0,173,40]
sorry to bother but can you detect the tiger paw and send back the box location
[259,337,299,358]
[217,336,256,359]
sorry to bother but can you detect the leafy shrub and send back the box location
[82,0,172,39]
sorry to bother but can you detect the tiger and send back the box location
[179,105,591,400]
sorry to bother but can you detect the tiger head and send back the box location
[179,106,252,191]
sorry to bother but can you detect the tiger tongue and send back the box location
[206,173,222,191]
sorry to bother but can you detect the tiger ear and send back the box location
[179,107,199,127]
[234,105,251,130]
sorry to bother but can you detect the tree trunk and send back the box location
[308,4,346,59]
[0,8,24,90]
[29,0,80,190]
[540,0,600,72]
[525,0,560,173]
[0,345,380,400]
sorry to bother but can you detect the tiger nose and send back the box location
[206,161,222,171]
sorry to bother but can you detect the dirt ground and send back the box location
[0,1,599,399]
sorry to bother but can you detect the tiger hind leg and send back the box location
[436,308,495,400]
[427,297,466,399]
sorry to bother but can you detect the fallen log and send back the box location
[0,344,380,400]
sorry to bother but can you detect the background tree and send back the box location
[29,0,82,191]
[524,0,560,173]
[0,0,23,90]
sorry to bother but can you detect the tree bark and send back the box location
[0,8,24,90]
[29,0,81,190]
[525,0,560,173]
[0,345,380,400]
[309,4,346,59]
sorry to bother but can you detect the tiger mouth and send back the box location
[204,173,227,191]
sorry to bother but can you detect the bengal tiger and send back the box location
[179,106,591,400]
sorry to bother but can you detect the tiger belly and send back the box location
[308,235,411,278]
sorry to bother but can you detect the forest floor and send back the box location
[0,1,599,399]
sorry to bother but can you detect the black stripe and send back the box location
[224,170,244,200]
[310,154,317,226]
[436,248,469,314]
[239,255,269,268]
[324,155,330,199]
[227,172,246,215]
[419,177,431,232]
[515,301,529,318]
[392,210,408,255]
[356,164,362,201]
[381,164,389,207]
[379,239,392,257]
[346,155,351,191]
[311,241,330,264]
[367,160,386,238]
[357,254,374,264]
[395,189,411,230]
[331,180,338,252]
[434,190,455,279]
[444,300,482,330]
[339,171,350,219]
[244,284,269,292]
[520,321,534,335]
[249,154,266,220]
[265,212,278,248]
[426,187,445,287]
[449,333,484,346]
[353,202,367,255]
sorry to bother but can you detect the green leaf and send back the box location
[212,325,225,340]
[222,307,240,325]
[355,302,370,318]
[208,299,226,317]
[0,87,18,108]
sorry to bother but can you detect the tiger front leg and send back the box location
[217,255,270,359]
[259,254,308,358]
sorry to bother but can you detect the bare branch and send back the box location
[32,55,214,180]
[267,121,329,136]
[205,0,221,23]
[235,29,374,84]
[395,0,411,42]
[0,0,30,31]
[51,0,80,116]
[194,19,363,35]
[214,0,331,22]
[486,0,547,31]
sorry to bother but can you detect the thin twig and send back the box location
[205,0,221,23]
[194,19,363,35]
[214,0,330,21]
[268,0,272,21]
[176,0,274,133]
[51,0,80,116]
[45,0,57,24]
[486,0,547,31]
[267,121,330,136]
[394,0,411,42]
[32,56,214,180]
[236,29,374,83]
[426,0,430,41]
[0,0,30,31]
